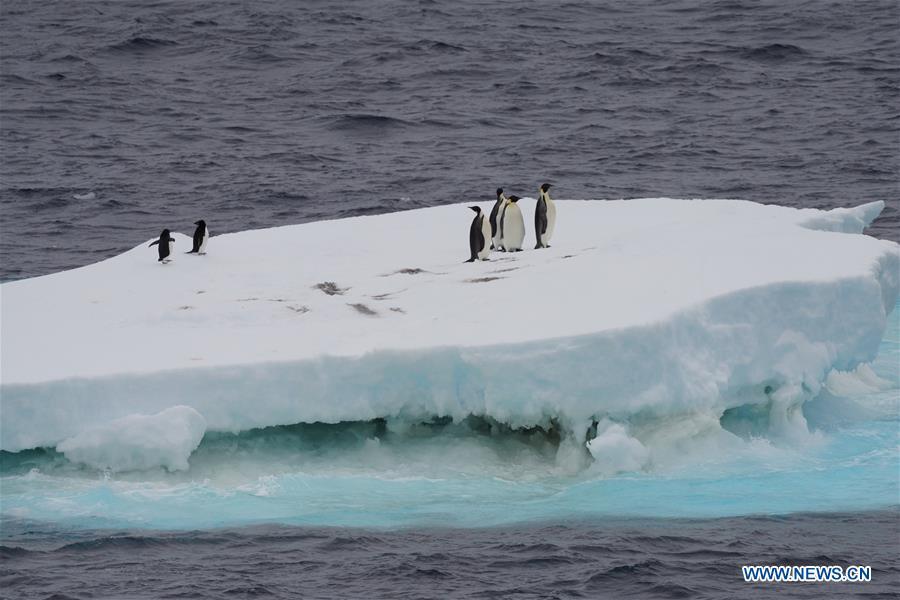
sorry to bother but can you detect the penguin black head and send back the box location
[194,220,206,227]
[508,195,521,203]
[496,188,503,198]
[469,206,482,213]
[161,228,171,238]
[541,183,551,193]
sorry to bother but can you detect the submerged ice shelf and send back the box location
[1,198,897,473]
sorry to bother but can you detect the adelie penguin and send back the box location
[187,219,209,255]
[489,188,508,250]
[534,183,556,249]
[466,206,492,262]
[499,195,525,251]
[149,229,175,263]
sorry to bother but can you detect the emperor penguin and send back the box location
[500,195,525,251]
[489,188,507,250]
[187,220,209,254]
[466,206,492,262]
[149,229,175,263]
[534,183,556,249]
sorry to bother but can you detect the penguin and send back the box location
[489,188,507,250]
[187,220,209,254]
[534,183,556,249]
[500,195,525,251]
[466,206,491,262]
[149,229,175,263]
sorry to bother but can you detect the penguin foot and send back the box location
[464,258,476,263]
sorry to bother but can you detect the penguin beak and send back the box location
[469,206,479,213]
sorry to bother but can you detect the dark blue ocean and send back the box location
[1,0,898,282]
[1,0,899,598]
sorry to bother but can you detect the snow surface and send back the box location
[1,198,898,465]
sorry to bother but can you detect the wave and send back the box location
[324,113,414,132]
[48,54,91,64]
[105,37,177,53]
[740,43,808,61]
[233,45,289,63]
[402,39,468,53]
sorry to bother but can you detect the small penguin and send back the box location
[187,219,209,255]
[489,188,507,250]
[500,195,525,251]
[534,183,556,249]
[149,229,175,263]
[466,206,491,262]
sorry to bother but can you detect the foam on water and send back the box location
[2,302,896,530]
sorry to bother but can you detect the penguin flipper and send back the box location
[149,240,160,247]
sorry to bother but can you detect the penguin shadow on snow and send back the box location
[348,303,378,316]
[234,296,310,315]
[369,289,408,301]
[311,282,401,318]
[314,281,348,296]
[380,267,443,277]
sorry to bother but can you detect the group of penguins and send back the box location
[467,183,556,262]
[149,220,209,263]
[148,183,555,265]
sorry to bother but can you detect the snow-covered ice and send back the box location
[1,198,897,468]
[56,406,206,472]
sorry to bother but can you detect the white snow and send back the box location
[586,420,650,475]
[55,406,206,472]
[1,198,897,468]
[824,363,894,396]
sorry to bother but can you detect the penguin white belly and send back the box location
[478,214,492,260]
[166,241,175,262]
[544,198,556,245]
[199,229,209,253]
[502,204,525,251]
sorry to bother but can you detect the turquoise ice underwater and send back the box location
[2,300,897,530]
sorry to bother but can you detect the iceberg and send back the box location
[1,198,897,471]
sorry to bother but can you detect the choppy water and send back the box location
[2,0,899,598]
[1,0,898,281]
[3,510,898,600]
